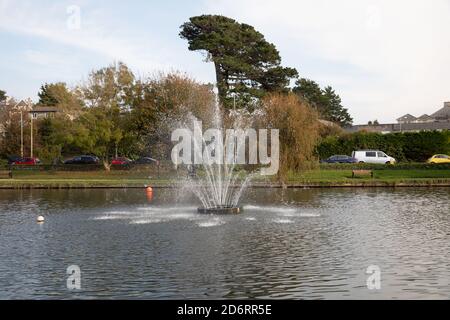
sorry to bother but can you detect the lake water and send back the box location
[0,187,449,299]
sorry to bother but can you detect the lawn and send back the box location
[0,168,449,188]
[287,169,450,182]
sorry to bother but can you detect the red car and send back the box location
[12,157,41,165]
[111,157,132,165]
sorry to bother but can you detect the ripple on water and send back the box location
[273,218,294,224]
[196,218,225,227]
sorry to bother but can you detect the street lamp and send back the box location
[20,111,24,158]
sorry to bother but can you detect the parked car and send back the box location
[111,157,132,165]
[427,154,450,164]
[64,155,99,165]
[11,157,41,165]
[321,155,358,164]
[7,155,22,165]
[134,157,159,165]
[352,150,396,164]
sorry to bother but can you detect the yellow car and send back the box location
[427,154,450,164]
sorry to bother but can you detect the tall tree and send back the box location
[37,82,83,118]
[38,83,59,106]
[75,62,138,165]
[81,61,136,112]
[293,78,353,127]
[321,86,353,127]
[180,15,298,110]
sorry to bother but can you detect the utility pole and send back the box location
[20,111,24,158]
[30,113,33,158]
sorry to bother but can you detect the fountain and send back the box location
[175,103,253,214]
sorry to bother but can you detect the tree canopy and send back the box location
[293,78,353,127]
[180,15,298,110]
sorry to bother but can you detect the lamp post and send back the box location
[30,113,34,158]
[20,111,24,158]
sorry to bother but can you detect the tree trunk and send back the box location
[103,159,111,171]
[214,61,227,106]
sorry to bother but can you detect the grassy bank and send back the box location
[0,168,449,188]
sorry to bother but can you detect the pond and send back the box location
[0,187,449,299]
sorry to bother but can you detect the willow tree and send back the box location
[262,93,320,182]
[180,15,298,110]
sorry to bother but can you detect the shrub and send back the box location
[317,131,450,162]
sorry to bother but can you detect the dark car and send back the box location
[7,155,22,165]
[64,155,99,165]
[134,157,159,165]
[321,155,358,164]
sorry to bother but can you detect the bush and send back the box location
[317,131,450,162]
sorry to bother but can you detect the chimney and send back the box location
[445,102,450,108]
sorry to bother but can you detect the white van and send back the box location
[351,150,396,164]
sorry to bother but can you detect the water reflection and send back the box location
[0,187,449,299]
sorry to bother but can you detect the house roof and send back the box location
[431,104,450,119]
[416,114,434,121]
[30,106,58,113]
[13,100,33,111]
[396,114,417,121]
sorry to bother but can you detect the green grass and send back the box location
[287,169,450,182]
[0,168,449,188]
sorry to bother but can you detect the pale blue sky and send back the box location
[1,0,449,124]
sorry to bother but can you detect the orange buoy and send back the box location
[146,186,153,202]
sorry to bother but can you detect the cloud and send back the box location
[0,0,169,71]
[1,0,449,123]
[203,0,450,123]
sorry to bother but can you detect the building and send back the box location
[29,105,58,119]
[430,102,450,122]
[347,101,450,133]
[414,114,434,123]
[396,114,416,124]
[0,99,34,136]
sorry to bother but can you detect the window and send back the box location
[366,152,376,157]
[377,152,387,158]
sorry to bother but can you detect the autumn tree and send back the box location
[180,15,297,110]
[128,73,216,159]
[262,93,320,182]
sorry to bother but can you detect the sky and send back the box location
[0,0,449,124]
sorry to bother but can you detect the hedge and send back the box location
[317,130,450,162]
